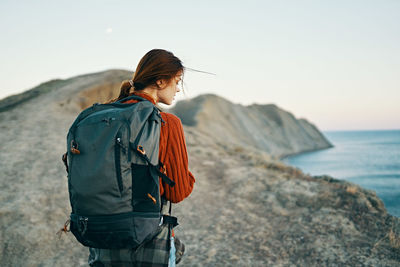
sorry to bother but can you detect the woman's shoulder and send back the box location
[160,112,183,126]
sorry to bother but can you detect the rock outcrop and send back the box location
[0,69,398,266]
[171,94,332,158]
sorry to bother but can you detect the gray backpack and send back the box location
[62,95,177,249]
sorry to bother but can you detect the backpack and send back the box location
[62,95,177,249]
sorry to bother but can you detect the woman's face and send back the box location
[157,71,183,105]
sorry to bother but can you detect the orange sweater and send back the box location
[123,92,195,203]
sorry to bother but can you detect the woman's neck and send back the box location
[133,89,158,104]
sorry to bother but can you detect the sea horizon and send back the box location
[322,128,400,133]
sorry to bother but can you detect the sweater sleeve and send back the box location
[159,113,195,203]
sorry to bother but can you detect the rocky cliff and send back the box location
[171,94,332,158]
[0,69,399,266]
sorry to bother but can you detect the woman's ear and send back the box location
[156,79,165,89]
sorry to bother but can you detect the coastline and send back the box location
[284,129,400,218]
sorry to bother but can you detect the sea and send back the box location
[283,129,400,217]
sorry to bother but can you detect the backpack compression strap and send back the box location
[162,214,178,228]
[160,198,178,228]
[135,145,175,187]
[62,152,69,173]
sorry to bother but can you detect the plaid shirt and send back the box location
[88,224,171,267]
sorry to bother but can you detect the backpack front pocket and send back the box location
[131,163,160,212]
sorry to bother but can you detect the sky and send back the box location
[0,0,399,131]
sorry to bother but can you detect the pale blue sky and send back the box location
[0,0,399,130]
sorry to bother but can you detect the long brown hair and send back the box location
[116,49,184,102]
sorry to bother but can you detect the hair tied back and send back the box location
[114,49,183,102]
[133,82,145,90]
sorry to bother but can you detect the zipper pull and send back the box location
[147,193,157,204]
[116,137,127,153]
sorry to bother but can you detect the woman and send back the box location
[88,49,195,266]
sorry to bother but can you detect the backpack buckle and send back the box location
[70,140,81,154]
[161,164,167,174]
[137,145,146,155]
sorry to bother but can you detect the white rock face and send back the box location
[0,70,399,266]
[171,94,332,158]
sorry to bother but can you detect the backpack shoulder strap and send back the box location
[134,144,175,187]
[115,95,148,104]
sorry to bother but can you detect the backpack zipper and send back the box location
[71,212,160,222]
[115,133,124,194]
[123,120,132,162]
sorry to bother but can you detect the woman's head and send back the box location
[117,49,184,104]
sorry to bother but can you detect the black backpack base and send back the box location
[70,211,161,249]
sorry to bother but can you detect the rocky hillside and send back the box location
[171,94,332,158]
[0,69,399,266]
